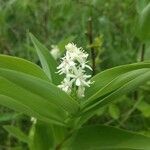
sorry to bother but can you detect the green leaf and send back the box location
[4,125,29,143]
[29,33,62,85]
[0,54,49,81]
[0,68,79,116]
[66,125,150,150]
[85,62,150,99]
[137,2,150,41]
[78,69,150,126]
[84,68,150,108]
[108,104,120,120]
[84,70,150,114]
[0,81,66,126]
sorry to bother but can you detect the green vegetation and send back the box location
[0,0,150,149]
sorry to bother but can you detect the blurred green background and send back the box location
[0,0,150,149]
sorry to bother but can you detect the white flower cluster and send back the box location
[57,43,92,98]
[50,45,60,59]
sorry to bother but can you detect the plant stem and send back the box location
[87,17,96,75]
[133,43,145,101]
[140,43,145,62]
[118,98,142,128]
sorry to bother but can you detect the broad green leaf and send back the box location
[0,95,42,121]
[29,33,62,84]
[0,54,49,81]
[0,68,79,115]
[0,95,64,126]
[137,2,150,41]
[84,68,150,107]
[78,70,150,125]
[85,62,150,99]
[66,125,150,150]
[0,79,66,126]
[4,125,29,143]
[86,70,150,113]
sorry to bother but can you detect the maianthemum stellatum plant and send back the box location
[0,33,150,150]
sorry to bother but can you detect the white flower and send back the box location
[68,67,91,87]
[65,43,77,50]
[58,78,73,94]
[57,43,92,98]
[57,56,76,75]
[65,43,88,65]
[50,45,60,59]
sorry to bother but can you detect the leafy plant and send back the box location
[0,34,150,150]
